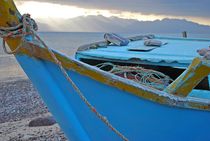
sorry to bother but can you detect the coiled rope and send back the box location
[0,14,128,141]
[96,62,173,90]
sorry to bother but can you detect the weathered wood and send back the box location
[164,57,210,97]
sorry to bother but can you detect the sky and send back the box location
[14,0,210,32]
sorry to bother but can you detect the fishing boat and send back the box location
[0,1,210,141]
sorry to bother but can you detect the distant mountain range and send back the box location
[37,15,210,34]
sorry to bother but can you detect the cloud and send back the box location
[16,1,210,26]
[17,0,210,18]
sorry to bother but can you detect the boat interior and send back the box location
[76,35,210,99]
[79,58,210,91]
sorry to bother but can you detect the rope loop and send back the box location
[2,38,24,54]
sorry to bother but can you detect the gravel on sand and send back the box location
[0,79,68,141]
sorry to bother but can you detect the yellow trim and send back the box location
[1,0,210,111]
[0,0,22,51]
[165,58,210,97]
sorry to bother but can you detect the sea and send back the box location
[0,32,209,81]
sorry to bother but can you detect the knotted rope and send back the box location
[0,14,38,54]
[0,14,129,141]
[96,62,173,90]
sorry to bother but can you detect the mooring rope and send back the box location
[0,14,129,141]
[96,62,173,90]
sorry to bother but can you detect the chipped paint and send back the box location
[9,8,15,15]
[165,57,210,97]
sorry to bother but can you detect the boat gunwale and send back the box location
[15,43,210,111]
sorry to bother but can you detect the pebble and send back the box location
[29,116,57,127]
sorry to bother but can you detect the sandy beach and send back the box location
[0,79,67,141]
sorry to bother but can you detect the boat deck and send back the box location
[76,36,210,68]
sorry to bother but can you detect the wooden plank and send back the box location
[164,57,210,97]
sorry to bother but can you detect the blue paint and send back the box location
[76,53,189,68]
[16,56,90,141]
[76,36,210,68]
[15,54,210,141]
[25,35,33,41]
[189,90,210,99]
[209,76,210,88]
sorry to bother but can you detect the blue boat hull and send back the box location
[16,54,210,141]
